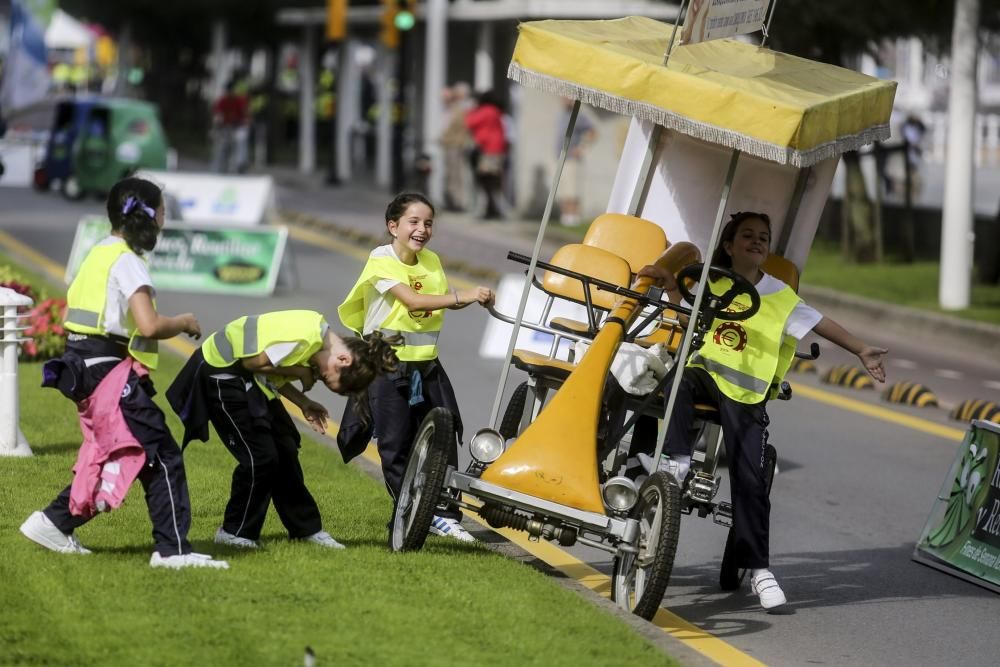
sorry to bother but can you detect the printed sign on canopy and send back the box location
[680,0,771,45]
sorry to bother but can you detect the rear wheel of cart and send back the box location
[720,443,778,590]
[389,407,454,552]
[61,175,84,201]
[611,471,681,620]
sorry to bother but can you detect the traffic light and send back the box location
[326,0,347,42]
[380,0,416,49]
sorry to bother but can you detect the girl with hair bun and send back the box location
[166,310,399,551]
[337,192,495,543]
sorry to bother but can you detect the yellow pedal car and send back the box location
[389,16,896,621]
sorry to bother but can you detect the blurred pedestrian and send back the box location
[465,90,507,220]
[439,82,471,212]
[336,193,495,542]
[556,98,597,226]
[211,79,250,174]
[166,311,400,550]
[19,177,228,570]
[901,114,927,200]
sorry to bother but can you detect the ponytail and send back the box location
[339,331,402,427]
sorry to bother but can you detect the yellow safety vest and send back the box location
[202,310,326,398]
[338,248,446,362]
[687,278,800,404]
[65,239,160,369]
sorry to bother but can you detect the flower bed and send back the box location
[0,266,67,362]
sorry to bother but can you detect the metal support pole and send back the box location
[423,0,449,203]
[298,24,317,174]
[775,166,809,256]
[488,101,580,428]
[651,150,741,467]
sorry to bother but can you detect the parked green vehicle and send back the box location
[60,97,168,200]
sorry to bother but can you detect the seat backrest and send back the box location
[583,213,668,274]
[542,244,632,310]
[762,254,800,293]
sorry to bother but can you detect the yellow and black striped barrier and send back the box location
[950,399,1000,423]
[789,357,817,374]
[882,382,939,407]
[822,365,873,390]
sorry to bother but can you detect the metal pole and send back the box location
[626,0,687,216]
[488,101,580,428]
[422,0,448,203]
[775,166,809,256]
[760,0,781,49]
[298,24,317,174]
[939,0,980,310]
[651,150,741,467]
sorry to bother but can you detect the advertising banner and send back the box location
[913,420,1000,594]
[66,216,287,297]
[141,170,276,226]
[680,0,771,45]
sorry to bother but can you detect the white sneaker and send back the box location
[19,511,92,554]
[429,516,476,543]
[150,552,230,570]
[304,530,346,549]
[215,527,259,549]
[750,569,787,609]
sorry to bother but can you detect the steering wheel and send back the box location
[675,263,761,322]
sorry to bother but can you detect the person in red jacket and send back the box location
[464,90,507,220]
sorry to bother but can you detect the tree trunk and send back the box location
[842,151,877,262]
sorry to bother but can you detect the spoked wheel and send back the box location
[389,408,454,552]
[720,443,778,590]
[612,471,682,620]
[498,381,529,441]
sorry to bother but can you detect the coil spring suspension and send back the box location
[478,503,578,546]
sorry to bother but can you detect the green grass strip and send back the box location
[0,252,673,666]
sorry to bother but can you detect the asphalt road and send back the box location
[1,185,997,667]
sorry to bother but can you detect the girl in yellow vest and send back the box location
[166,311,399,550]
[640,211,888,609]
[337,193,494,542]
[19,177,228,570]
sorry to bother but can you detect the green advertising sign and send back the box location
[914,420,1000,593]
[66,216,288,297]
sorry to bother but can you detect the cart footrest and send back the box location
[713,501,733,527]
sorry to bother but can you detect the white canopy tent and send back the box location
[44,9,93,51]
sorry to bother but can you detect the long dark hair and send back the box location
[710,211,771,268]
[107,177,163,255]
[339,331,402,426]
[384,192,435,231]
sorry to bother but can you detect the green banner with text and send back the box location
[66,216,288,297]
[914,420,1000,593]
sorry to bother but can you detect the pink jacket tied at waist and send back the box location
[69,358,148,517]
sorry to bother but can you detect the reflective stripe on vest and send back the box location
[203,311,324,368]
[66,308,100,328]
[687,280,800,404]
[379,329,441,348]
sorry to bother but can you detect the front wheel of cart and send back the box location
[389,408,454,552]
[720,443,778,590]
[611,471,681,620]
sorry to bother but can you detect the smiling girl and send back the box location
[337,193,494,542]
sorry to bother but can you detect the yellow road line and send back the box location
[793,384,964,442]
[0,229,68,285]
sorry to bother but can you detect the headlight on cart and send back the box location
[469,428,505,464]
[602,476,638,513]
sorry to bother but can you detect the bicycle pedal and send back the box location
[712,501,733,527]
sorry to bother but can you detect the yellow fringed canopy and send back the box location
[508,17,897,167]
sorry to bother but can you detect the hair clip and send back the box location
[122,196,156,219]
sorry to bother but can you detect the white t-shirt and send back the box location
[98,236,155,338]
[682,272,822,341]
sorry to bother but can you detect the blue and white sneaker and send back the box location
[429,516,476,542]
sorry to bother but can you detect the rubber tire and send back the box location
[61,175,84,201]
[611,471,682,620]
[720,444,778,590]
[389,408,454,552]
[498,382,529,441]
